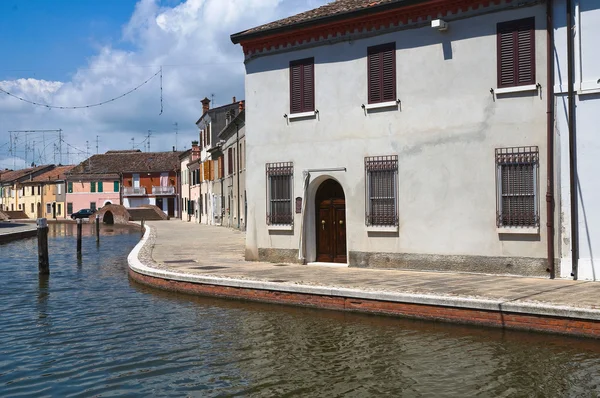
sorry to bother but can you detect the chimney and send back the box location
[201,97,210,114]
[238,101,244,112]
[191,140,200,161]
[232,96,236,103]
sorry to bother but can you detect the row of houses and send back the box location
[218,0,600,280]
[0,150,182,219]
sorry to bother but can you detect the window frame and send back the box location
[365,155,399,227]
[289,57,315,114]
[266,162,294,226]
[496,17,536,89]
[367,42,397,104]
[495,146,539,229]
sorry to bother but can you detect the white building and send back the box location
[192,97,244,226]
[218,102,246,230]
[554,0,600,280]
[232,0,558,276]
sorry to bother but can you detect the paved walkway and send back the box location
[128,220,600,336]
[0,222,37,243]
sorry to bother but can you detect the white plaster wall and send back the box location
[244,5,550,263]
[554,0,600,280]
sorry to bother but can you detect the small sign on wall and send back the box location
[295,197,302,213]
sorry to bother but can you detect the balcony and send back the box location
[123,187,146,196]
[152,186,175,195]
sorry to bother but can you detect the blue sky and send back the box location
[0,0,326,169]
[0,0,144,81]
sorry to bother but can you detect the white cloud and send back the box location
[0,0,327,170]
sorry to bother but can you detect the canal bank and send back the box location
[0,222,37,243]
[129,221,600,338]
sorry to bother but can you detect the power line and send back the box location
[0,69,161,110]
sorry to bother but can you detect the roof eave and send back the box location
[230,0,424,44]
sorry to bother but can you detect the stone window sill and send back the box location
[367,225,398,233]
[287,111,317,120]
[496,226,539,235]
[268,224,293,231]
[495,84,539,95]
[363,101,399,111]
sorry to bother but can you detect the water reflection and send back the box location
[1,226,600,397]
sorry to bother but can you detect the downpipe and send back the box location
[546,0,555,278]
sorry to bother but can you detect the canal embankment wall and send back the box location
[127,222,600,339]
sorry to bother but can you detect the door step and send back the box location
[306,262,348,268]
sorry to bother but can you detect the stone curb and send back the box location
[127,223,600,322]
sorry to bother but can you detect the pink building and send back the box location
[65,177,121,215]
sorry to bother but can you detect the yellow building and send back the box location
[0,165,54,217]
[34,166,74,219]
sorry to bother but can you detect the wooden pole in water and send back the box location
[141,218,145,235]
[95,214,100,243]
[77,218,82,256]
[37,218,49,274]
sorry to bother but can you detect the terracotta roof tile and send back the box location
[233,0,400,39]
[0,165,54,183]
[67,151,184,176]
[30,165,76,183]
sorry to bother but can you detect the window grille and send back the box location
[365,155,398,226]
[266,162,293,225]
[495,146,539,227]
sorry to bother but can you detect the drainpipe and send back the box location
[236,122,241,230]
[546,0,555,278]
[566,0,579,279]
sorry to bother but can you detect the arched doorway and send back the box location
[103,211,114,225]
[315,179,346,263]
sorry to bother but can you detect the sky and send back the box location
[0,0,327,169]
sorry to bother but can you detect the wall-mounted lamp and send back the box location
[431,19,448,31]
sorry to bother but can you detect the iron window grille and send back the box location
[365,155,399,226]
[495,146,539,228]
[497,17,535,88]
[266,162,294,225]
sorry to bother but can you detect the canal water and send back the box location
[2,223,600,397]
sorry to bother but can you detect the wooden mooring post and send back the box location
[76,218,82,257]
[141,218,145,235]
[37,218,49,274]
[95,214,100,243]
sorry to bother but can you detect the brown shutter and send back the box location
[303,61,314,112]
[517,20,535,85]
[497,18,535,88]
[290,63,302,113]
[368,43,396,104]
[290,58,314,113]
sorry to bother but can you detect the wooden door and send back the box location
[167,198,175,217]
[315,179,346,263]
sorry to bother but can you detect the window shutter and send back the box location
[368,51,382,103]
[497,18,535,88]
[368,43,396,104]
[517,22,535,85]
[303,62,314,112]
[289,58,314,113]
[290,64,302,114]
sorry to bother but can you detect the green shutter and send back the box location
[91,182,96,193]
[114,181,120,192]
[98,181,103,192]
[68,182,73,193]
[67,202,73,214]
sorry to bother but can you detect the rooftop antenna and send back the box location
[131,137,135,150]
[174,122,178,151]
[96,135,99,154]
[147,130,152,152]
